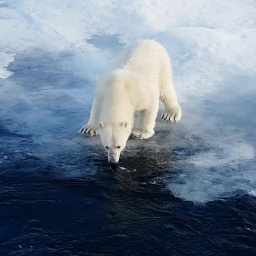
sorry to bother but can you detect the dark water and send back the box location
[1,156,256,256]
[0,52,256,256]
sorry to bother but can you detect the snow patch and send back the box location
[188,142,255,168]
[0,52,15,79]
[249,190,256,197]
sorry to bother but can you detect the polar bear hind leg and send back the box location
[159,61,182,122]
[160,88,182,122]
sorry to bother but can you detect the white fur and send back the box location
[80,40,182,163]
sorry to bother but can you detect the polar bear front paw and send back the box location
[132,129,155,140]
[79,124,99,136]
[161,105,182,122]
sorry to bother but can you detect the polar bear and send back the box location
[80,40,182,164]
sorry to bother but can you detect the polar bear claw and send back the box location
[79,124,99,136]
[132,129,155,140]
[161,105,182,122]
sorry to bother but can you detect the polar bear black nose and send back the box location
[109,161,118,167]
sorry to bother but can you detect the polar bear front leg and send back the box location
[79,99,99,136]
[132,105,158,140]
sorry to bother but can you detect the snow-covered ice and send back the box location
[0,0,256,203]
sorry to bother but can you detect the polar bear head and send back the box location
[98,121,131,164]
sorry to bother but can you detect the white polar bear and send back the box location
[80,40,182,164]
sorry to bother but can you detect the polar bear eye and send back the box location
[117,146,121,149]
[105,146,109,150]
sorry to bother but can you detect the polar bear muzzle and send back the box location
[98,122,131,164]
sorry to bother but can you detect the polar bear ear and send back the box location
[99,122,104,129]
[120,122,129,128]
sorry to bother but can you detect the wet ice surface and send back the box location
[1,0,256,255]
[164,77,256,203]
[0,49,256,256]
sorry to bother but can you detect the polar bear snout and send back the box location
[108,158,118,164]
[108,150,120,164]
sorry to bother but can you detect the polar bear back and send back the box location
[114,40,172,82]
[95,40,175,123]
